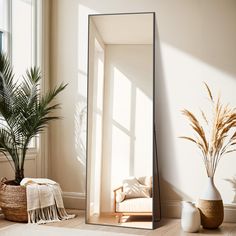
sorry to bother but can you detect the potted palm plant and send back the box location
[0,53,67,222]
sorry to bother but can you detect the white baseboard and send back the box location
[63,194,236,223]
[223,204,236,223]
[162,200,236,223]
[161,200,182,218]
[62,192,86,210]
[1,194,236,223]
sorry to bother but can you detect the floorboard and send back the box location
[0,210,236,235]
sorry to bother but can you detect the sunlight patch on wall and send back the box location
[112,67,131,131]
[160,42,236,202]
[96,56,105,111]
[111,125,130,188]
[134,88,152,177]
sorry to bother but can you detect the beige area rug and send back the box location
[0,224,141,236]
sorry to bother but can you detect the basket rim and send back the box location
[1,180,26,188]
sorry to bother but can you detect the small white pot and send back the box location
[181,201,200,233]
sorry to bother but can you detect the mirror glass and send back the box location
[86,12,159,229]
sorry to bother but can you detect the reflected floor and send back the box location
[88,214,152,229]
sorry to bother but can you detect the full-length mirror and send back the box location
[86,12,160,229]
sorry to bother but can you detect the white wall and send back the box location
[50,0,236,219]
[0,156,37,180]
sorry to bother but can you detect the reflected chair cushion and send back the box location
[116,192,126,203]
[138,176,152,197]
[116,197,152,213]
[138,176,152,188]
[122,177,151,199]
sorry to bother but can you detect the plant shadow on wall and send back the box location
[225,176,236,204]
[74,97,87,192]
[180,83,236,229]
[75,102,87,167]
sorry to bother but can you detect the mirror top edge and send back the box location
[88,12,155,18]
[88,12,154,45]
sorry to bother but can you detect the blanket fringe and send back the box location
[28,205,75,224]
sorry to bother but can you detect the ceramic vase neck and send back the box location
[200,177,222,200]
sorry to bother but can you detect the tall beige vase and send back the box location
[198,177,224,229]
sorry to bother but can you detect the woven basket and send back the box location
[198,199,224,229]
[0,178,28,222]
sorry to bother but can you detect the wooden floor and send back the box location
[0,210,236,235]
[88,213,152,229]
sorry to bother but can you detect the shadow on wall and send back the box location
[76,0,236,78]
[225,177,236,204]
[155,22,183,202]
[160,177,193,202]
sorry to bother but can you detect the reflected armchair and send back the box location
[113,176,152,222]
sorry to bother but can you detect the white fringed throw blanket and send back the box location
[20,178,75,224]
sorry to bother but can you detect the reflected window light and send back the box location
[111,125,130,188]
[134,88,153,176]
[89,37,104,216]
[112,67,131,130]
[95,39,104,111]
[93,114,103,214]
[97,58,104,110]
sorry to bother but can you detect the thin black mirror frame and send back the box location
[85,12,161,230]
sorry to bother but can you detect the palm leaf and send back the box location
[0,52,67,183]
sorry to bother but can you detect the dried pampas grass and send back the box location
[180,83,236,177]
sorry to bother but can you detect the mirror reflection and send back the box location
[86,13,156,229]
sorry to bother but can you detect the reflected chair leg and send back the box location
[117,214,122,223]
[119,214,124,223]
[115,214,119,223]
